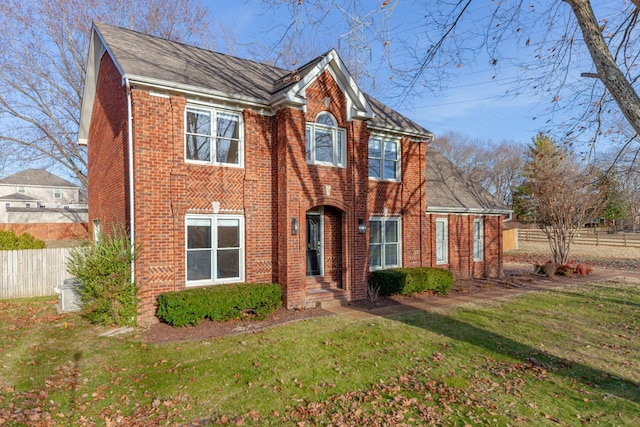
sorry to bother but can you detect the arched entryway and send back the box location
[305,205,346,302]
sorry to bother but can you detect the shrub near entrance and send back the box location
[370,267,453,296]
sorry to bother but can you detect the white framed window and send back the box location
[25,203,31,208]
[368,136,400,181]
[18,186,25,193]
[369,217,402,270]
[473,218,484,261]
[306,112,346,167]
[186,214,244,285]
[435,218,448,264]
[185,106,243,167]
[54,188,61,199]
[93,219,100,243]
[4,203,10,209]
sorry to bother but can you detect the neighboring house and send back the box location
[0,170,88,235]
[79,23,510,325]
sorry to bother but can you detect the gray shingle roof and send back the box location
[0,193,38,201]
[425,148,511,214]
[0,169,77,188]
[93,23,431,138]
[95,22,286,102]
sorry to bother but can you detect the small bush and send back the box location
[574,263,593,276]
[66,226,140,326]
[366,282,380,305]
[556,264,574,276]
[156,283,282,327]
[0,230,45,250]
[536,261,556,277]
[369,267,453,297]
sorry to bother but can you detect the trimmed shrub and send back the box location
[369,267,453,297]
[66,227,140,326]
[0,230,46,250]
[156,283,282,327]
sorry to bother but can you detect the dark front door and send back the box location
[306,214,321,276]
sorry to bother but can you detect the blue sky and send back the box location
[208,0,569,145]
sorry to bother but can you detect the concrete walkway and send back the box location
[323,264,640,321]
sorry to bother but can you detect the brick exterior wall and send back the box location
[0,223,89,242]
[426,213,504,279]
[88,56,505,325]
[87,54,130,232]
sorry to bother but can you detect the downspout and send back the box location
[419,139,424,267]
[125,78,136,284]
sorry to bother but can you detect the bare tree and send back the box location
[600,139,640,231]
[256,1,640,163]
[431,131,525,205]
[0,0,215,187]
[519,134,605,264]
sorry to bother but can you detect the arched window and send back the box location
[305,112,346,167]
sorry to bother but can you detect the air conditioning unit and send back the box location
[55,278,83,313]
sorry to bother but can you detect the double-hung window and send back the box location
[473,218,484,261]
[368,136,400,181]
[186,215,244,285]
[185,106,242,166]
[369,217,401,270]
[54,188,61,199]
[435,218,448,264]
[306,112,346,167]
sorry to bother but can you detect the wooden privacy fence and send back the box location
[503,228,518,251]
[518,228,640,249]
[0,248,72,299]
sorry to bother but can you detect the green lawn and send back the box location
[1,281,639,425]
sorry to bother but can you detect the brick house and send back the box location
[79,23,510,324]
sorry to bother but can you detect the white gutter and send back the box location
[426,206,513,215]
[124,74,268,110]
[126,78,136,283]
[367,124,434,141]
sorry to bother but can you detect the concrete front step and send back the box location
[305,288,348,309]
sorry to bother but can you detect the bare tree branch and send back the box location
[0,0,216,185]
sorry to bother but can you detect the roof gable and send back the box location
[0,169,77,188]
[270,50,374,121]
[425,148,511,214]
[0,193,38,201]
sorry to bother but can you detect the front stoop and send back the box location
[304,288,349,309]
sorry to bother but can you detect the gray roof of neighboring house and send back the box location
[0,169,78,188]
[0,193,38,201]
[92,23,431,138]
[425,147,511,214]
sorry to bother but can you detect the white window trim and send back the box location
[306,112,346,168]
[435,218,448,264]
[184,106,244,168]
[368,135,401,182]
[185,214,245,286]
[473,218,484,261]
[18,186,25,193]
[54,188,61,199]
[93,219,100,243]
[369,216,402,271]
